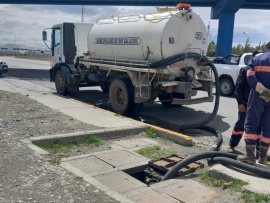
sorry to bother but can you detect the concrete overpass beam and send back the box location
[211,0,246,57]
[216,12,235,57]
[211,0,246,19]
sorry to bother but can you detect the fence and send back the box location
[0,51,51,58]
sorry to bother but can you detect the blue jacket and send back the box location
[234,67,250,105]
[247,50,270,89]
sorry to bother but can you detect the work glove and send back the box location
[255,82,266,94]
[260,89,270,102]
[260,95,270,102]
[256,82,270,102]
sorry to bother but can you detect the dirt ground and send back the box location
[0,89,260,203]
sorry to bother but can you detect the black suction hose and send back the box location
[146,53,221,131]
[210,157,270,179]
[153,54,270,181]
[161,152,237,181]
[151,54,223,150]
[198,126,223,152]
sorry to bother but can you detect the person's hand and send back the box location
[260,88,270,102]
[238,104,246,112]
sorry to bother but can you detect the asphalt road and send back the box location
[0,56,243,151]
[1,56,50,80]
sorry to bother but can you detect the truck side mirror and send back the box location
[42,31,47,41]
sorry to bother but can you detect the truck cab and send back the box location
[43,23,93,94]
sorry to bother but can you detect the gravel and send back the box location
[0,90,118,203]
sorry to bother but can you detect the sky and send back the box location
[0,4,270,48]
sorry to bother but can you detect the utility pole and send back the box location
[81,5,84,23]
[243,32,250,52]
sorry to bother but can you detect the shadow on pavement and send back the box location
[69,89,231,136]
[6,69,50,80]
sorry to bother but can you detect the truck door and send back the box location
[51,26,62,67]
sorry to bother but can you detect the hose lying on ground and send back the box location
[161,142,270,181]
[210,157,270,179]
[198,126,223,151]
[161,151,237,181]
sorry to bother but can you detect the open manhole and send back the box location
[123,154,204,185]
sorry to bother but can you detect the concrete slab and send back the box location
[30,93,89,109]
[210,164,270,194]
[113,138,158,149]
[28,92,145,129]
[95,150,148,167]
[60,162,134,203]
[156,179,216,203]
[127,190,177,203]
[1,78,52,92]
[0,79,17,92]
[64,156,114,174]
[93,171,146,194]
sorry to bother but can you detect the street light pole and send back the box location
[207,21,210,42]
[81,5,84,23]
[243,32,251,45]
[243,32,251,52]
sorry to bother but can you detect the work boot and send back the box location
[258,146,269,164]
[227,146,236,153]
[237,145,256,164]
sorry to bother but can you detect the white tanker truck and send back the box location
[43,3,216,115]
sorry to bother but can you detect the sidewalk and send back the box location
[1,77,270,203]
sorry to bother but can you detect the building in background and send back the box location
[0,43,51,57]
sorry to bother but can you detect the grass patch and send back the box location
[200,171,247,193]
[192,142,200,147]
[137,145,176,160]
[146,128,158,138]
[241,191,270,203]
[41,135,102,153]
[15,56,50,61]
[42,140,73,154]
[38,135,102,164]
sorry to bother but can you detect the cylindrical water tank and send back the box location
[87,10,208,63]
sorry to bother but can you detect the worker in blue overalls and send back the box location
[228,51,261,157]
[238,42,270,164]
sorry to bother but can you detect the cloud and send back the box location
[0,4,270,48]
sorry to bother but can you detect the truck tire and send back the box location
[109,78,135,114]
[55,70,68,96]
[158,93,184,107]
[220,78,234,96]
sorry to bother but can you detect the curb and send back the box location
[30,125,147,146]
[147,124,193,146]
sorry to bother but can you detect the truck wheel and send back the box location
[158,93,184,107]
[158,93,173,107]
[220,78,234,96]
[100,82,110,93]
[55,70,68,96]
[109,79,134,114]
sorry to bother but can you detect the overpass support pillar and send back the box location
[216,12,235,57]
